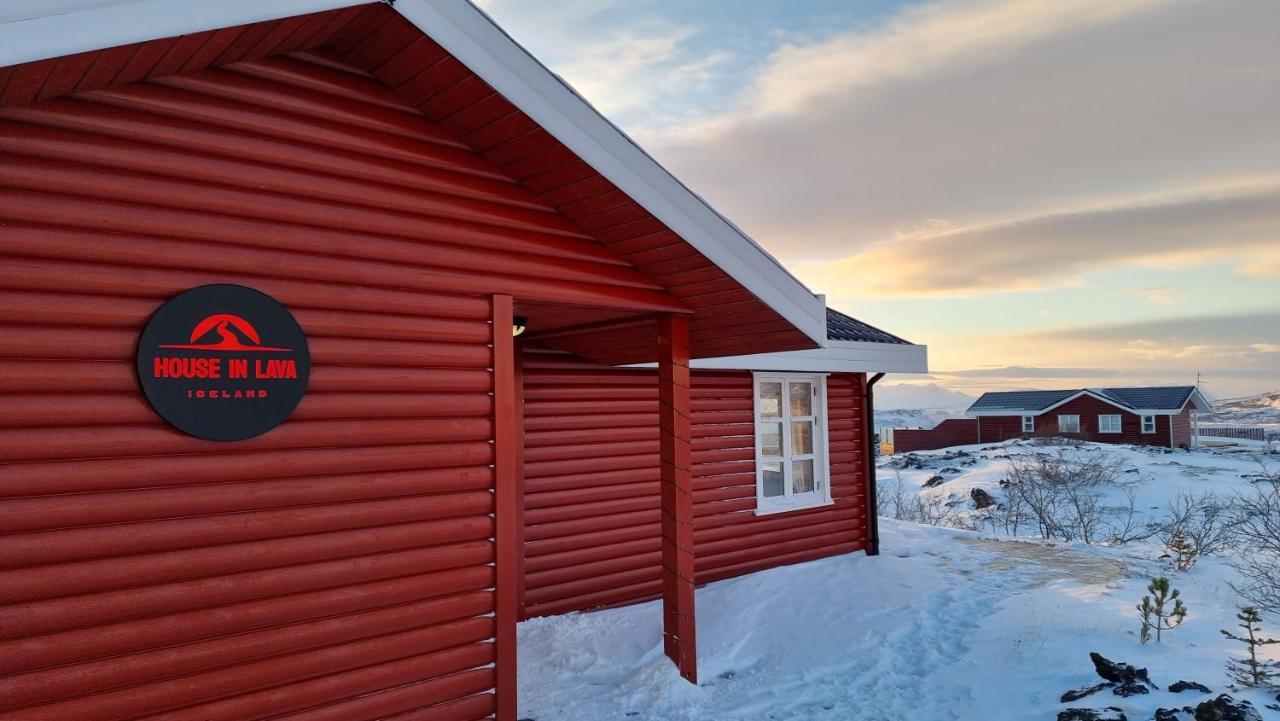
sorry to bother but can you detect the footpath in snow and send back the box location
[518,442,1280,721]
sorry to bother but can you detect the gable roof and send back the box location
[967,389,1078,413]
[825,307,913,345]
[0,0,834,363]
[967,386,1210,415]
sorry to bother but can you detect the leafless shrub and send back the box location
[1156,490,1239,569]
[1231,481,1280,613]
[1001,450,1128,544]
[1107,488,1160,545]
[877,471,963,527]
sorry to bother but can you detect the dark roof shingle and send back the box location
[826,308,912,344]
[968,386,1200,413]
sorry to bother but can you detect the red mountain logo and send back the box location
[159,314,291,352]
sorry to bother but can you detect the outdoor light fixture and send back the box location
[512,315,527,337]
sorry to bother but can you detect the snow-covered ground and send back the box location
[518,442,1280,721]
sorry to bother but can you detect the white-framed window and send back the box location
[753,373,831,515]
[1021,415,1035,434]
[1098,414,1122,434]
[1058,414,1081,434]
[1141,415,1156,434]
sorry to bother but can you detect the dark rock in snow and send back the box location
[1089,652,1156,690]
[1168,680,1212,694]
[1113,681,1150,697]
[923,474,945,488]
[1056,708,1126,721]
[1155,709,1183,721]
[1192,694,1262,721]
[970,487,996,509]
[1060,683,1108,702]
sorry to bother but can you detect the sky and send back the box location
[475,0,1280,403]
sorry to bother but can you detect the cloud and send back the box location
[943,366,1122,379]
[644,0,1280,295]
[803,180,1280,295]
[1118,286,1176,306]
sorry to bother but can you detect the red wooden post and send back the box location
[658,313,697,684]
[513,338,527,620]
[493,295,519,720]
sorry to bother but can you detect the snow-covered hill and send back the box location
[1202,390,1280,427]
[874,406,959,431]
[519,441,1280,721]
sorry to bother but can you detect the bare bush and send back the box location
[1231,480,1280,613]
[1156,490,1239,569]
[1001,450,1129,544]
[877,471,963,527]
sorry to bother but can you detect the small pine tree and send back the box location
[1138,576,1188,644]
[1221,606,1280,688]
[1167,531,1197,571]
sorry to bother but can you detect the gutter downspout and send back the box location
[864,372,885,556]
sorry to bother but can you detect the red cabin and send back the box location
[0,2,927,719]
[967,386,1212,448]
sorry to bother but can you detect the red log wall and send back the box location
[892,419,979,452]
[978,397,1181,447]
[0,44,689,721]
[520,351,871,618]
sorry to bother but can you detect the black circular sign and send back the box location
[136,284,311,441]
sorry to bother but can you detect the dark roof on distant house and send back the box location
[968,389,1079,413]
[967,386,1209,415]
[826,308,913,345]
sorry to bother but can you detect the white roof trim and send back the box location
[633,340,928,374]
[0,0,357,67]
[0,0,830,348]
[399,0,826,344]
[968,387,1211,417]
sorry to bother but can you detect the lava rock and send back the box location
[923,474,945,488]
[971,487,996,509]
[1060,683,1108,702]
[1057,708,1126,721]
[1089,652,1156,690]
[1193,694,1262,721]
[1113,681,1150,697]
[1169,681,1212,694]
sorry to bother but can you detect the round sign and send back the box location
[136,284,311,441]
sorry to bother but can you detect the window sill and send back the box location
[754,498,835,516]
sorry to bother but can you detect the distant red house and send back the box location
[967,386,1211,448]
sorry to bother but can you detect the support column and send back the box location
[658,313,697,684]
[492,295,518,721]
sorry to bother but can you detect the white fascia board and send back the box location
[684,341,928,374]
[395,0,828,346]
[0,0,359,68]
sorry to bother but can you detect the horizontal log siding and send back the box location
[0,40,687,721]
[521,352,870,617]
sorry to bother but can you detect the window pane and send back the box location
[759,382,782,418]
[791,420,813,454]
[789,381,812,416]
[792,459,815,494]
[762,461,784,497]
[761,422,783,456]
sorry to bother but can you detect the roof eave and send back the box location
[0,0,830,349]
[397,0,828,346]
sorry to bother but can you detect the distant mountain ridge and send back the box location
[1200,390,1280,426]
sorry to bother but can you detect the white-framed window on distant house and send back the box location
[1141,415,1157,434]
[1058,414,1081,434]
[753,373,831,515]
[1021,415,1035,434]
[1098,414,1122,434]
